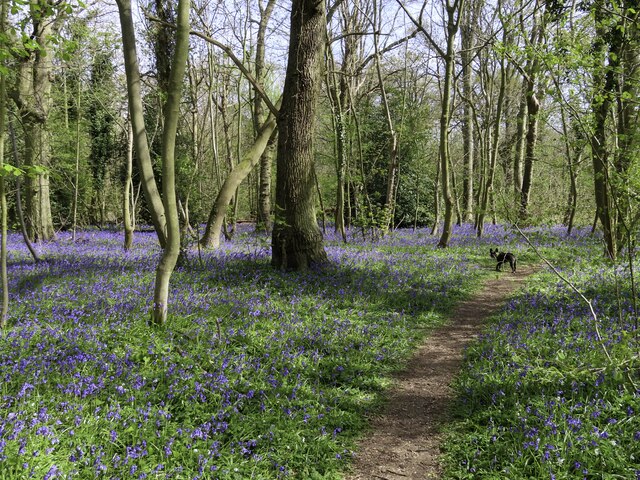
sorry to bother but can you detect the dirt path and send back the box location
[345,265,539,480]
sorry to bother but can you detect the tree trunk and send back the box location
[0,0,8,327]
[477,41,507,237]
[151,0,190,325]
[124,121,135,250]
[519,85,539,222]
[564,151,580,236]
[437,0,463,248]
[614,0,639,251]
[430,149,441,236]
[255,0,277,233]
[23,122,55,241]
[10,2,58,242]
[560,107,580,236]
[257,141,274,232]
[8,120,41,262]
[460,1,475,222]
[590,1,616,259]
[327,55,349,242]
[72,82,81,242]
[373,0,399,233]
[116,0,168,248]
[519,6,545,223]
[512,88,526,197]
[271,0,328,270]
[201,114,277,248]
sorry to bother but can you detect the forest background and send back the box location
[0,0,638,312]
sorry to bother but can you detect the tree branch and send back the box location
[146,13,280,117]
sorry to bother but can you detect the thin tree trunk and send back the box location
[437,0,463,248]
[0,0,8,327]
[519,85,539,222]
[518,5,545,223]
[450,155,462,226]
[513,88,526,196]
[560,107,580,236]
[124,120,135,250]
[116,0,167,248]
[201,114,277,248]
[255,0,276,233]
[8,120,40,262]
[565,152,579,236]
[72,82,81,242]
[430,158,440,236]
[326,49,348,242]
[477,40,506,237]
[373,0,399,233]
[151,0,190,325]
[460,0,475,222]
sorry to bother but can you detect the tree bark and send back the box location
[8,120,41,262]
[254,0,277,233]
[151,0,190,325]
[519,84,539,222]
[9,1,58,241]
[201,114,277,248]
[512,87,526,196]
[326,49,349,242]
[437,0,463,248]
[271,0,328,270]
[372,0,399,233]
[0,0,8,328]
[590,0,615,258]
[518,5,545,223]
[460,0,475,222]
[476,50,506,237]
[116,0,168,248]
[124,121,135,250]
[613,0,639,251]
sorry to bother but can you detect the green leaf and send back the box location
[0,164,24,177]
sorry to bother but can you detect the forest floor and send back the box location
[345,264,540,479]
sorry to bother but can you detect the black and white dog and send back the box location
[490,248,517,273]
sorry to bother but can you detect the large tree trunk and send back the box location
[271,0,328,270]
[201,114,277,248]
[23,122,55,241]
[590,0,616,259]
[116,0,167,248]
[10,1,57,241]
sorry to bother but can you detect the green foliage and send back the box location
[352,67,438,229]
[0,164,23,177]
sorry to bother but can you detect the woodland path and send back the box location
[345,264,539,479]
